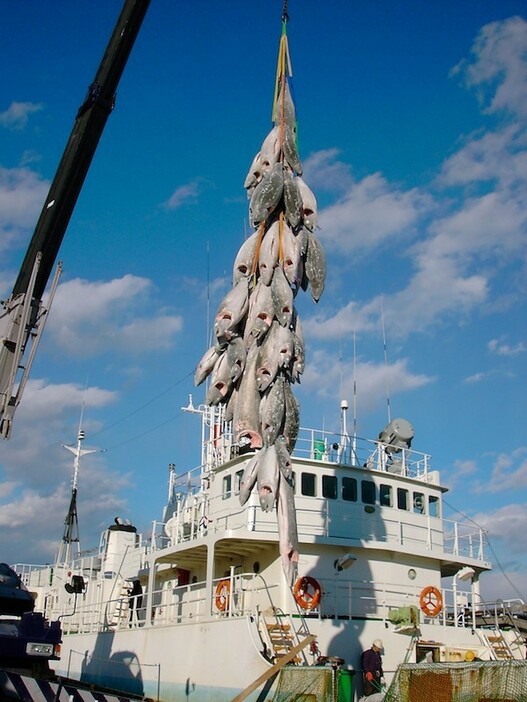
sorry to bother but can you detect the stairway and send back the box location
[107,580,131,628]
[483,629,514,660]
[266,620,302,662]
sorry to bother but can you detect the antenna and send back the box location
[206,240,211,348]
[57,416,98,564]
[352,331,358,462]
[381,297,391,423]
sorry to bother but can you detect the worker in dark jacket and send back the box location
[361,639,385,696]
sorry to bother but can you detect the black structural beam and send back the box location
[12,0,151,301]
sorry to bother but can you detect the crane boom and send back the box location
[0,0,151,439]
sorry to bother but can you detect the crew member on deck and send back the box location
[361,639,385,696]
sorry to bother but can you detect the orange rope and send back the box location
[251,221,266,277]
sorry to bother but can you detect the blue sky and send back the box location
[1,1,526,601]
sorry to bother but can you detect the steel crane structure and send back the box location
[0,0,150,438]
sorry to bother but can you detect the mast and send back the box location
[0,0,151,439]
[57,427,97,565]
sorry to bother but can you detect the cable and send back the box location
[88,369,193,440]
[443,498,526,601]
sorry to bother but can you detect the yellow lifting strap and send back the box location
[272,20,293,123]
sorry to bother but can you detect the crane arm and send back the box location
[0,0,151,439]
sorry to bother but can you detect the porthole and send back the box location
[408,568,417,581]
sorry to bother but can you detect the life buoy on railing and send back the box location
[215,579,231,611]
[293,576,322,611]
[419,585,443,617]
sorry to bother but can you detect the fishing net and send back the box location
[384,660,527,702]
[273,666,354,702]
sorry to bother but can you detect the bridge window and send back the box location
[397,488,409,510]
[234,469,244,494]
[222,474,232,499]
[342,477,357,502]
[361,480,376,505]
[413,492,425,514]
[380,484,393,507]
[301,472,316,497]
[429,495,440,517]
[322,475,338,499]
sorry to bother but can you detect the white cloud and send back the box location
[437,124,527,190]
[303,148,354,192]
[48,275,183,355]
[473,502,527,554]
[471,447,527,494]
[464,372,487,384]
[0,166,49,255]
[301,351,431,410]
[318,171,430,254]
[453,16,527,117]
[488,337,526,356]
[0,101,43,130]
[163,180,201,209]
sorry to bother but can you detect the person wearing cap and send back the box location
[361,639,385,696]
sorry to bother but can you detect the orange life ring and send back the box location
[293,576,322,610]
[420,585,443,617]
[215,579,231,611]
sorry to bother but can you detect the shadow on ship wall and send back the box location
[306,496,389,698]
[79,630,145,698]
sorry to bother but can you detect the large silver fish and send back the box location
[233,345,263,449]
[244,151,263,192]
[243,280,274,345]
[233,230,259,284]
[276,325,294,369]
[194,344,221,386]
[282,124,302,176]
[304,230,326,302]
[205,351,233,406]
[283,169,303,231]
[277,472,299,586]
[214,277,249,343]
[296,177,318,232]
[249,162,284,227]
[238,451,260,506]
[259,125,281,173]
[275,436,293,480]
[260,374,286,446]
[280,220,303,287]
[283,381,300,451]
[258,220,279,286]
[270,265,293,328]
[226,336,247,384]
[224,384,238,423]
[257,444,280,512]
[273,81,296,131]
[256,321,282,392]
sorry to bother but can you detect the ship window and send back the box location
[429,495,440,517]
[222,474,232,499]
[397,488,409,510]
[413,492,425,514]
[361,480,376,505]
[322,475,338,499]
[234,469,244,494]
[342,477,357,502]
[380,484,392,507]
[301,472,316,496]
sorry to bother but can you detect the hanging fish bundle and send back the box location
[195,15,325,586]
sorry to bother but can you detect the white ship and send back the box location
[13,403,527,701]
[5,2,527,701]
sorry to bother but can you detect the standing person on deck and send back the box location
[361,639,385,696]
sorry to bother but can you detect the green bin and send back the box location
[337,669,354,701]
[314,439,325,460]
